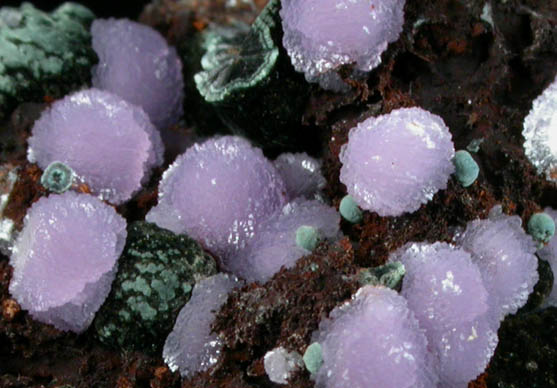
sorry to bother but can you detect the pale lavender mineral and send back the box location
[91,18,184,129]
[163,273,242,378]
[147,136,287,257]
[27,88,164,205]
[456,206,539,320]
[225,199,340,282]
[9,192,126,333]
[273,153,326,200]
[536,207,557,308]
[264,347,303,384]
[313,286,439,388]
[339,107,455,216]
[280,0,405,91]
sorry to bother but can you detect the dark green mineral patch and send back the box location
[94,221,217,354]
[0,2,97,120]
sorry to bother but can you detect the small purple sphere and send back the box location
[339,107,455,216]
[147,136,287,257]
[91,18,184,129]
[9,192,127,333]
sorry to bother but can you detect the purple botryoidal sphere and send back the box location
[27,88,164,205]
[339,107,455,217]
[313,286,439,388]
[91,18,184,129]
[280,0,405,91]
[147,136,287,257]
[9,192,127,333]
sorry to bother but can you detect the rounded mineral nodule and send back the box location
[453,150,480,187]
[94,221,217,354]
[527,212,555,245]
[40,161,75,194]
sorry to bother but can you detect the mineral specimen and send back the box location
[273,153,326,200]
[527,212,555,246]
[0,2,97,120]
[536,207,557,308]
[263,346,303,384]
[91,18,184,129]
[27,88,164,205]
[163,273,242,378]
[225,199,340,282]
[9,191,126,333]
[523,76,557,182]
[94,222,217,354]
[147,135,287,258]
[339,195,363,223]
[280,0,405,91]
[40,161,75,194]
[295,225,320,251]
[453,150,480,187]
[302,342,323,375]
[313,286,439,388]
[339,107,455,216]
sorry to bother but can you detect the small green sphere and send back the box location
[40,161,75,193]
[527,212,555,244]
[453,150,480,187]
[339,195,363,223]
[303,342,323,375]
[295,225,319,251]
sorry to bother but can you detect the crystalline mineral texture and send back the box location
[225,199,340,282]
[523,76,557,182]
[27,88,164,205]
[280,0,405,91]
[339,107,455,216]
[273,153,326,200]
[264,347,303,384]
[147,136,287,257]
[313,286,439,388]
[163,273,242,378]
[9,191,127,333]
[91,18,184,129]
[536,207,557,308]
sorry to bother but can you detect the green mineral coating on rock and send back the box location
[358,262,406,291]
[94,221,217,354]
[0,2,97,121]
[295,225,320,251]
[339,195,363,224]
[527,212,556,245]
[303,342,323,374]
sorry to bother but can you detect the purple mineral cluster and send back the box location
[280,0,405,91]
[27,88,164,205]
[313,286,439,388]
[273,152,326,200]
[339,107,455,216]
[147,136,287,257]
[91,18,184,129]
[163,273,242,378]
[9,192,126,333]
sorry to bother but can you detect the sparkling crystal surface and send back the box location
[9,192,126,332]
[163,273,241,378]
[536,207,557,307]
[264,347,303,384]
[313,286,439,388]
[280,0,405,90]
[147,136,287,257]
[339,107,455,216]
[225,199,340,282]
[92,18,184,129]
[523,76,557,182]
[273,152,326,200]
[27,88,163,204]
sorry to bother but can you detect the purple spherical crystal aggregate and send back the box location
[313,286,439,388]
[456,206,539,320]
[163,273,242,378]
[9,191,127,333]
[280,0,405,91]
[225,199,340,282]
[536,207,557,308]
[91,18,184,129]
[146,136,287,258]
[27,88,164,205]
[273,152,326,200]
[339,107,455,216]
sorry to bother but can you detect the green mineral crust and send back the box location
[0,2,97,120]
[94,222,217,354]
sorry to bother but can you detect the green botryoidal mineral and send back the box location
[358,262,406,291]
[40,161,75,193]
[527,212,555,246]
[0,2,97,120]
[194,0,315,154]
[94,222,217,354]
[453,150,480,187]
[303,342,323,375]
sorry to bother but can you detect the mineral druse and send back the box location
[339,107,455,216]
[0,2,97,120]
[9,191,126,333]
[280,0,405,91]
[147,135,287,257]
[163,273,242,378]
[225,199,340,282]
[91,18,184,129]
[94,222,217,354]
[27,88,164,205]
[273,152,326,200]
